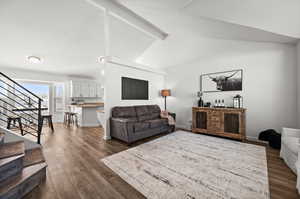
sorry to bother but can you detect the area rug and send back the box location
[102,131,269,199]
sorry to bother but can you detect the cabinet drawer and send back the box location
[210,111,218,115]
[210,116,220,122]
[210,111,221,117]
[210,121,221,128]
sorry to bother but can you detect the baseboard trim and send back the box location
[103,135,112,140]
[175,125,191,131]
[246,136,268,144]
[175,127,267,144]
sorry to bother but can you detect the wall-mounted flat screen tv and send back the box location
[122,77,149,100]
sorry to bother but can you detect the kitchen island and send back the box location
[70,103,104,127]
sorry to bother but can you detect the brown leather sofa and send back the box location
[110,105,173,144]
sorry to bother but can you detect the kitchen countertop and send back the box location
[71,102,104,108]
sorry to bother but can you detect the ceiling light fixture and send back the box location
[97,56,106,64]
[27,56,42,64]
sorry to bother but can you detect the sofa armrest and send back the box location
[110,118,135,142]
[282,127,300,138]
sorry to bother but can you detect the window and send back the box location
[54,84,64,113]
[20,82,50,108]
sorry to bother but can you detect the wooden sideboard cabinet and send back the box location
[192,107,246,141]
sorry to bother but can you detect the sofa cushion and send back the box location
[135,106,151,121]
[136,105,161,121]
[112,106,137,119]
[134,122,150,132]
[148,119,168,128]
[282,137,300,155]
[147,105,161,120]
[111,118,138,123]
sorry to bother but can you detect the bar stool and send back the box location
[41,115,54,132]
[64,112,71,124]
[7,116,24,135]
[64,112,78,127]
[70,113,78,127]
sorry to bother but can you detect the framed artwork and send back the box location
[200,69,243,93]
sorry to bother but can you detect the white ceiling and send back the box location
[0,0,154,76]
[185,0,300,38]
[0,0,299,74]
[119,0,300,39]
[119,0,300,68]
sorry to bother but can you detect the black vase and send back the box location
[198,97,204,107]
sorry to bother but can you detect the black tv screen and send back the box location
[122,77,149,100]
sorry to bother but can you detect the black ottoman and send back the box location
[258,129,281,149]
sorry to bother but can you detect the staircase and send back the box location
[0,72,43,144]
[0,72,47,198]
[0,130,47,199]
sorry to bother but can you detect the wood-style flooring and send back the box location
[22,124,299,199]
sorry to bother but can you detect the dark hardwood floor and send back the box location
[22,124,299,199]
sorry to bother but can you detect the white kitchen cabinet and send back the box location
[88,82,97,98]
[70,80,102,98]
[96,83,104,98]
[80,83,89,97]
[70,81,81,97]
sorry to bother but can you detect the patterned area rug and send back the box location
[102,131,269,199]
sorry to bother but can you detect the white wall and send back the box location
[297,42,300,127]
[166,40,298,139]
[103,62,165,139]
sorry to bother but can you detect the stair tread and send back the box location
[0,141,24,159]
[0,162,47,195]
[0,154,24,188]
[0,154,24,168]
[24,147,45,167]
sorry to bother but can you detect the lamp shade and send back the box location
[161,89,171,97]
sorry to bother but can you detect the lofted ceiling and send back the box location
[184,0,300,38]
[119,0,300,68]
[0,0,155,76]
[0,0,299,74]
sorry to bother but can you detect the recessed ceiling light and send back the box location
[27,56,42,64]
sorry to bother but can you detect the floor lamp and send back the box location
[161,89,171,111]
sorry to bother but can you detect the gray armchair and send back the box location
[110,105,173,144]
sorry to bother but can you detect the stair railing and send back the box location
[0,72,43,144]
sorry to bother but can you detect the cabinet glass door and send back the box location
[196,111,207,129]
[224,113,239,133]
[72,81,81,97]
[96,83,103,98]
[88,83,97,98]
